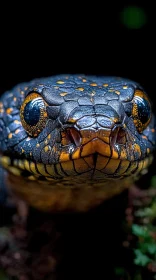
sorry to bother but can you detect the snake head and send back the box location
[0,75,155,211]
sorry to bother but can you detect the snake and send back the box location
[0,75,155,212]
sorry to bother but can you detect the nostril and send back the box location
[67,128,82,146]
[110,127,127,146]
[61,128,82,147]
[116,128,127,144]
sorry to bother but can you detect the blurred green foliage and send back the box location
[0,270,10,280]
[132,175,156,278]
[121,6,147,29]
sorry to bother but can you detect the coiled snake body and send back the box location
[0,75,155,211]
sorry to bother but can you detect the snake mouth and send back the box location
[0,153,152,184]
[0,149,152,183]
[0,125,152,181]
[0,126,152,181]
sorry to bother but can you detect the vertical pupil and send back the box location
[24,98,42,126]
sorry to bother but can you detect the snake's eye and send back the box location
[132,89,151,133]
[20,92,48,137]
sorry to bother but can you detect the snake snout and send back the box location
[63,111,126,148]
[60,110,130,161]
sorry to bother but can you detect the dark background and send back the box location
[0,3,155,101]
